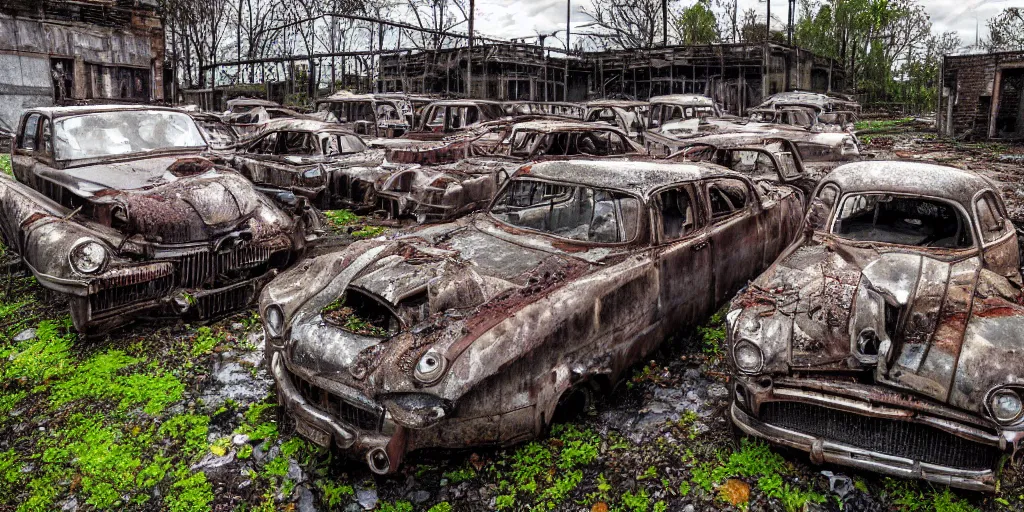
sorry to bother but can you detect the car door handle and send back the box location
[692,240,709,252]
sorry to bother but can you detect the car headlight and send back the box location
[990,389,1023,424]
[264,304,285,340]
[302,167,322,180]
[413,349,447,385]
[69,240,108,274]
[840,137,860,156]
[732,339,764,374]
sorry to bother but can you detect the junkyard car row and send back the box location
[6,92,1022,490]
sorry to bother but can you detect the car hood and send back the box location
[48,156,268,243]
[264,215,612,392]
[731,237,1024,413]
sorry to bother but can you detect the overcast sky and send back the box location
[470,0,1018,52]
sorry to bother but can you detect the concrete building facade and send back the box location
[0,0,164,133]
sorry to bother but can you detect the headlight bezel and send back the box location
[988,387,1024,425]
[732,338,764,375]
[68,239,108,274]
[413,349,448,386]
[264,304,285,341]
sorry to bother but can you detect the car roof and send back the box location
[255,118,360,135]
[823,161,996,206]
[26,104,187,118]
[585,100,649,108]
[648,95,716,107]
[509,119,628,133]
[426,99,504,107]
[516,160,741,197]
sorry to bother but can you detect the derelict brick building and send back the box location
[939,51,1024,140]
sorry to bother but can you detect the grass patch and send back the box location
[351,225,387,239]
[0,154,11,177]
[854,117,915,132]
[492,424,600,510]
[323,209,359,226]
[883,479,979,512]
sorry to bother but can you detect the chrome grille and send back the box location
[195,282,256,319]
[291,373,382,431]
[760,401,1001,471]
[89,263,175,313]
[176,245,274,287]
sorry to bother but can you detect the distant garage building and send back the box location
[0,0,165,134]
[939,50,1024,140]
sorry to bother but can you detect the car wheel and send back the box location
[551,382,596,425]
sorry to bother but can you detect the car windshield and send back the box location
[54,110,206,160]
[196,120,237,149]
[490,179,641,243]
[832,194,973,248]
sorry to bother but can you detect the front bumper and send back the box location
[270,350,407,474]
[730,377,1007,492]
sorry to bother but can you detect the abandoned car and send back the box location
[377,120,645,222]
[502,101,586,120]
[584,99,649,141]
[189,111,240,153]
[407,100,509,140]
[668,136,816,197]
[259,159,805,473]
[223,106,313,137]
[230,119,387,210]
[3,105,310,333]
[311,92,411,138]
[644,94,723,154]
[727,161,1024,491]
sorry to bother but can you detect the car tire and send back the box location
[551,381,596,426]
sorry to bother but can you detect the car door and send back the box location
[11,112,43,186]
[236,131,280,185]
[653,183,714,330]
[975,190,1021,285]
[704,177,764,304]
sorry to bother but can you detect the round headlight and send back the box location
[733,339,764,374]
[413,349,447,385]
[69,240,108,274]
[990,389,1023,424]
[264,304,284,339]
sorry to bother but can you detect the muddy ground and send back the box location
[2,131,1024,512]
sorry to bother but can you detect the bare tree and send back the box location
[986,8,1024,52]
[716,0,739,43]
[403,0,468,50]
[579,0,672,49]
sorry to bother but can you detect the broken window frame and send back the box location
[973,190,1012,246]
[650,183,703,244]
[828,192,978,251]
[19,113,42,151]
[704,178,753,224]
[488,177,644,246]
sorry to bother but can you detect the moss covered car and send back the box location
[259,159,804,473]
[727,161,1023,491]
[4,105,310,333]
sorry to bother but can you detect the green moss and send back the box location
[49,350,184,415]
[165,469,213,512]
[697,311,725,361]
[192,326,223,357]
[324,209,360,226]
[1,320,75,386]
[0,449,21,490]
[620,489,649,512]
[351,225,387,239]
[427,503,453,512]
[159,414,210,460]
[854,117,915,132]
[316,480,354,507]
[378,501,414,512]
[442,467,476,484]
[884,478,979,512]
[0,155,11,177]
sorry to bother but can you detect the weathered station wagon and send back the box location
[727,161,1024,491]
[3,106,310,333]
[259,159,804,473]
[668,136,817,197]
[231,119,387,210]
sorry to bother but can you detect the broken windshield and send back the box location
[832,194,974,248]
[54,110,206,161]
[490,179,641,243]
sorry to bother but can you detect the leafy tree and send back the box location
[677,0,719,44]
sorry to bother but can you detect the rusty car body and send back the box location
[3,105,310,333]
[376,120,645,222]
[407,100,509,140]
[259,159,805,473]
[584,99,649,141]
[668,136,817,197]
[502,101,586,120]
[230,119,388,210]
[189,111,239,153]
[726,161,1024,491]
[311,92,412,138]
[223,106,313,138]
[644,94,723,154]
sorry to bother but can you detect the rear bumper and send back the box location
[731,403,998,491]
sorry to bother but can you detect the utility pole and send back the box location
[765,0,771,42]
[236,0,241,84]
[662,0,667,46]
[468,0,474,98]
[787,0,795,46]
[565,0,570,101]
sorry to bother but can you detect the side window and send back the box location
[656,186,698,241]
[248,132,279,154]
[706,178,750,222]
[280,132,316,155]
[976,192,1009,244]
[20,114,41,150]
